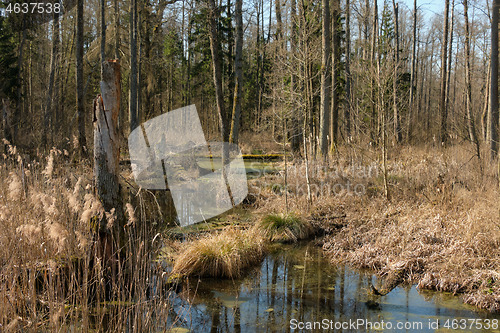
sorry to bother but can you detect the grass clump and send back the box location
[171,226,266,279]
[258,213,313,243]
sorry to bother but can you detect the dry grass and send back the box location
[0,142,178,331]
[258,213,314,242]
[171,226,266,279]
[322,145,500,312]
[251,142,500,312]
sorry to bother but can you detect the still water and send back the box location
[166,243,500,332]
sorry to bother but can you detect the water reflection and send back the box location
[166,243,500,332]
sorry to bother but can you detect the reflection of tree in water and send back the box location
[165,243,493,332]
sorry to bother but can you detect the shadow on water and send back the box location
[165,243,500,332]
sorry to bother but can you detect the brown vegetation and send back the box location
[0,143,176,331]
[245,143,500,312]
[258,213,314,242]
[171,226,266,279]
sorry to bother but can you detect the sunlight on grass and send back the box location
[258,213,313,243]
[171,226,266,279]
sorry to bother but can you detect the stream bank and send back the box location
[165,242,500,332]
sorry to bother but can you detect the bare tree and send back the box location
[445,0,455,125]
[370,0,378,143]
[392,0,401,143]
[230,0,243,144]
[101,0,106,74]
[76,0,86,156]
[290,0,301,153]
[345,0,352,141]
[207,0,229,142]
[42,12,59,148]
[439,0,450,144]
[463,0,480,159]
[114,0,120,60]
[490,0,499,158]
[407,0,417,141]
[330,0,341,150]
[319,0,331,156]
[129,0,139,132]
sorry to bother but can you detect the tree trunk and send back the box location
[319,0,331,157]
[407,0,417,141]
[290,0,300,153]
[76,0,87,156]
[426,37,435,135]
[463,0,480,159]
[275,0,282,41]
[230,0,243,144]
[95,61,122,219]
[490,0,499,158]
[2,99,12,143]
[207,0,229,142]
[370,0,378,144]
[483,61,491,141]
[129,0,139,132]
[330,0,340,150]
[101,0,106,75]
[42,12,59,148]
[114,0,120,59]
[13,19,26,144]
[94,60,123,281]
[445,0,455,123]
[226,0,234,115]
[345,0,351,141]
[440,0,450,145]
[392,0,401,143]
[255,1,261,129]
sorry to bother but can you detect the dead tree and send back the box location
[93,60,123,273]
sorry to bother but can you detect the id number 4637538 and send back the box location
[443,318,498,330]
[5,2,62,14]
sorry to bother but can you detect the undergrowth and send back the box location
[0,141,177,331]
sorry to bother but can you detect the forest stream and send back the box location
[162,243,500,333]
